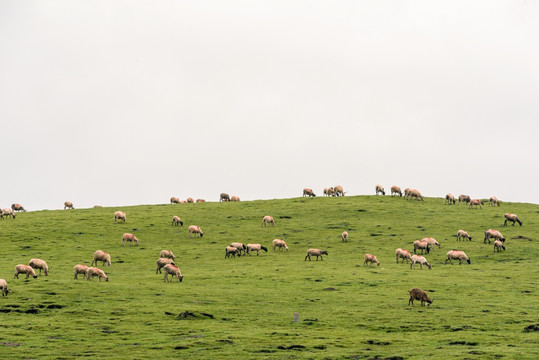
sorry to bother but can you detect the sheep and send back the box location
[246,243,268,256]
[410,255,432,270]
[484,229,505,244]
[395,248,412,263]
[456,230,472,241]
[230,196,240,202]
[413,240,430,254]
[445,193,456,205]
[220,193,230,202]
[375,184,385,195]
[422,237,441,251]
[188,225,203,238]
[334,185,345,197]
[64,201,74,209]
[341,231,349,243]
[73,264,89,279]
[1,208,16,219]
[163,263,184,282]
[504,213,522,226]
[305,249,328,261]
[404,188,412,199]
[469,199,483,209]
[114,211,126,223]
[86,267,108,281]
[261,215,275,227]
[93,205,103,208]
[494,239,506,252]
[408,189,423,201]
[303,188,316,197]
[196,199,206,203]
[156,258,175,274]
[391,186,402,197]
[160,250,175,260]
[14,264,37,279]
[0,279,11,296]
[363,254,380,266]
[186,198,194,203]
[172,216,184,226]
[122,233,140,246]
[91,250,111,267]
[445,250,471,265]
[489,196,500,207]
[170,197,180,204]
[272,239,288,251]
[230,242,247,255]
[225,246,240,258]
[28,258,49,276]
[408,288,433,306]
[11,203,26,212]
[458,194,470,204]
[323,187,335,197]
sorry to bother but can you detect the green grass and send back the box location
[0,196,537,359]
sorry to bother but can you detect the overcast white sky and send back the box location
[1,1,538,210]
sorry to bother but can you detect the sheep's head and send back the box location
[321,251,328,256]
[32,275,37,279]
[427,263,432,270]
[179,275,184,282]
[467,259,471,264]
[427,299,433,306]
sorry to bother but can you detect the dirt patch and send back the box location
[177,311,215,320]
[323,287,337,291]
[279,216,292,219]
[524,324,539,332]
[512,236,532,241]
[449,341,478,346]
[174,346,189,350]
[368,357,403,360]
[277,344,305,350]
[0,342,22,347]
[370,233,383,237]
[366,340,391,345]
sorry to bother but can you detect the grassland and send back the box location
[0,196,537,359]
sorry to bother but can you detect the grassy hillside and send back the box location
[0,196,537,359]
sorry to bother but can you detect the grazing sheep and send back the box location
[186,198,194,203]
[391,186,402,197]
[341,231,349,243]
[196,199,206,203]
[375,184,385,195]
[404,188,412,199]
[458,194,471,204]
[494,239,506,252]
[363,254,380,266]
[305,249,328,261]
[91,250,111,267]
[1,208,16,219]
[413,240,430,254]
[272,239,288,251]
[14,264,37,279]
[86,267,108,282]
[230,196,240,202]
[114,211,126,223]
[188,225,203,238]
[323,187,335,197]
[408,288,433,306]
[160,250,175,260]
[93,205,103,208]
[246,243,268,255]
[445,194,456,205]
[73,264,89,279]
[469,199,483,209]
[445,250,471,265]
[225,246,240,258]
[172,216,184,226]
[28,258,49,276]
[163,264,184,282]
[484,229,505,244]
[422,237,441,251]
[170,197,180,204]
[0,279,11,296]
[456,230,472,241]
[504,213,522,226]
[410,255,432,270]
[489,196,500,207]
[408,189,423,201]
[334,185,345,197]
[261,215,275,227]
[230,242,247,255]
[303,188,316,197]
[64,201,74,209]
[156,258,175,274]
[11,204,26,212]
[122,233,140,246]
[395,248,412,263]
[220,193,230,202]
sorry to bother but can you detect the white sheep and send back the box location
[29,258,49,276]
[489,196,500,207]
[186,198,194,203]
[230,242,247,255]
[11,203,26,212]
[170,197,180,204]
[395,248,412,263]
[73,264,89,279]
[408,189,423,201]
[391,186,402,197]
[484,229,505,244]
[410,255,432,270]
[1,208,16,219]
[91,250,111,267]
[272,239,288,251]
[122,233,140,246]
[445,250,471,265]
[469,199,483,209]
[163,263,184,282]
[172,216,184,226]
[14,264,37,279]
[196,199,206,203]
[114,211,126,223]
[188,225,203,237]
[303,188,316,197]
[230,196,240,202]
[413,240,430,254]
[456,230,472,241]
[86,267,108,281]
[334,185,345,197]
[261,215,275,227]
[225,246,240,258]
[458,194,470,204]
[408,288,433,306]
[422,237,441,251]
[305,249,328,261]
[504,213,522,226]
[341,231,349,243]
[375,184,385,195]
[160,250,175,260]
[323,187,335,197]
[363,254,380,266]
[493,239,506,252]
[64,201,74,209]
[246,243,268,256]
[156,258,175,274]
[445,193,456,205]
[0,279,11,296]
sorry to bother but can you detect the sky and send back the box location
[1,0,538,210]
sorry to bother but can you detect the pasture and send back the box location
[0,196,537,359]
